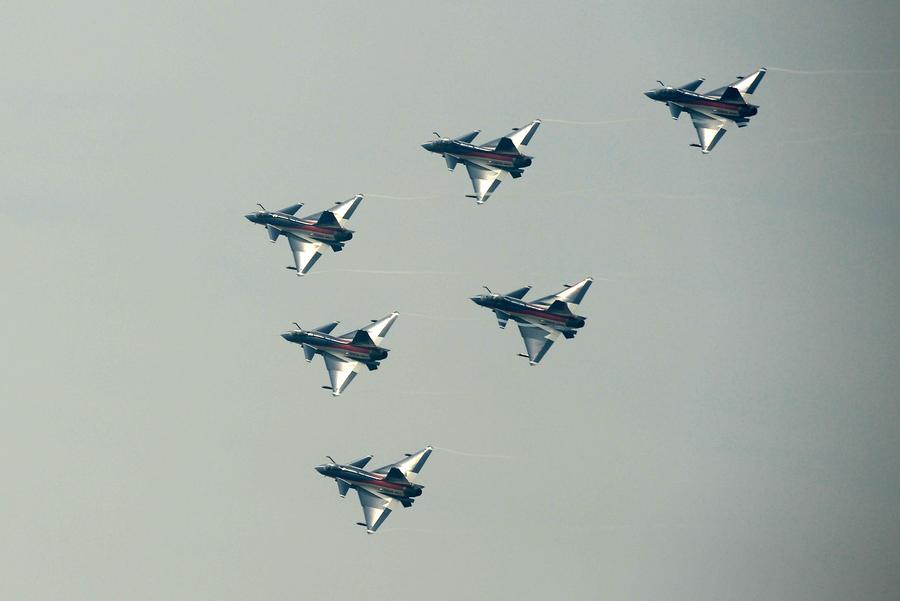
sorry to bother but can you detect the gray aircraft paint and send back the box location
[3,3,898,601]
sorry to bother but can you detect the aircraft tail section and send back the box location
[315,211,340,227]
[350,329,377,348]
[547,300,574,315]
[373,447,432,482]
[494,137,519,155]
[719,87,746,104]
[384,467,411,484]
[536,277,593,305]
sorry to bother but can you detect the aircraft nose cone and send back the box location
[245,213,257,222]
[314,465,326,475]
[644,90,654,99]
[281,332,293,341]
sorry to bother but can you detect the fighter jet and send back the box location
[644,68,767,153]
[471,277,593,365]
[421,120,541,204]
[245,194,363,275]
[281,311,398,396]
[315,447,432,534]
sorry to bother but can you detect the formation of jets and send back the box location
[245,67,767,532]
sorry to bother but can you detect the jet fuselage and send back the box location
[645,88,758,122]
[281,330,388,364]
[471,295,586,330]
[315,463,423,500]
[245,211,354,245]
[422,139,533,172]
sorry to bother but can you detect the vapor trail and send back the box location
[405,312,481,322]
[379,527,447,535]
[767,66,900,75]
[365,193,438,200]
[309,269,460,276]
[434,446,515,460]
[542,117,646,125]
[780,129,900,145]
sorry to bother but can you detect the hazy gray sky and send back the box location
[2,2,898,600]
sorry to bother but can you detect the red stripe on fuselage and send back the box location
[317,340,373,355]
[286,223,339,236]
[460,150,517,164]
[687,99,742,114]
[342,473,406,490]
[508,306,569,323]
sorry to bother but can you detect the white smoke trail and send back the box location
[767,66,900,75]
[779,129,900,145]
[309,269,460,276]
[365,193,438,200]
[379,527,448,535]
[542,117,646,125]
[433,446,515,460]
[404,312,481,322]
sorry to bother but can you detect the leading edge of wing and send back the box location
[356,488,392,534]
[287,235,324,275]
[372,447,433,481]
[464,161,504,204]
[322,352,360,396]
[686,108,728,154]
[517,323,559,365]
